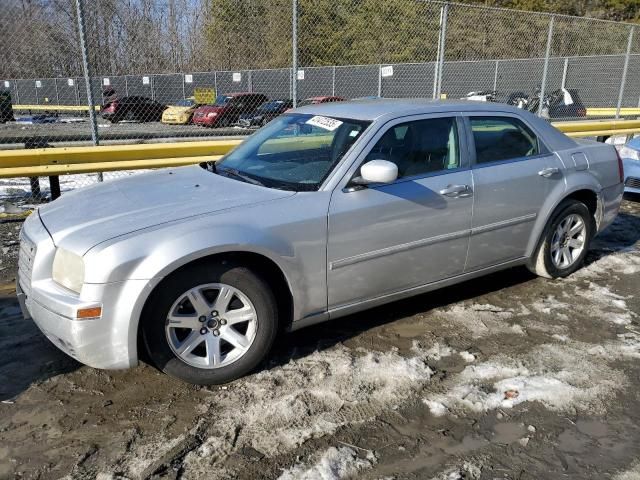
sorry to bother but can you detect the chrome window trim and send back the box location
[464,113,553,168]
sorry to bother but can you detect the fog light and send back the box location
[77,306,102,319]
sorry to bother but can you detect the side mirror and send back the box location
[357,160,398,184]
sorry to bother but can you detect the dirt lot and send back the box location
[1,198,640,480]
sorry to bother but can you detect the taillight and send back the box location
[102,102,117,113]
[615,148,624,183]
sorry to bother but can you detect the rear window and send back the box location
[470,116,539,164]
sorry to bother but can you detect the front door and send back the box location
[327,115,474,309]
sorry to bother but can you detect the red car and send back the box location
[285,96,345,112]
[192,92,268,127]
[297,96,345,106]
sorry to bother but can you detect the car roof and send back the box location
[224,92,267,97]
[292,98,577,150]
[292,98,534,121]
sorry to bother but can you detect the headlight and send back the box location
[619,146,640,161]
[52,248,85,293]
[207,112,218,118]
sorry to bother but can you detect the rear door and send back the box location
[327,115,474,308]
[465,114,564,270]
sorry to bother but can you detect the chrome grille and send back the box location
[18,231,36,297]
[626,177,640,189]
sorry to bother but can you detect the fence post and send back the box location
[332,66,336,96]
[377,65,382,97]
[561,57,569,88]
[54,78,60,105]
[291,0,298,107]
[616,26,634,119]
[493,60,499,91]
[433,3,448,99]
[538,15,555,117]
[75,0,99,148]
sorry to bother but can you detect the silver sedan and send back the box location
[17,99,624,385]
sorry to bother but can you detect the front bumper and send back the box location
[18,213,153,370]
[623,159,640,194]
[18,274,150,369]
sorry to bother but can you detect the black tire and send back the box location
[141,261,278,385]
[529,199,594,279]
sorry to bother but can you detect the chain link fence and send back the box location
[0,0,639,209]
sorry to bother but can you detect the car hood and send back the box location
[164,106,193,115]
[38,165,295,254]
[196,105,225,114]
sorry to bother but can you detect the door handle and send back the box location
[439,184,471,197]
[538,167,560,177]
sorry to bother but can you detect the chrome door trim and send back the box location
[470,213,538,235]
[330,228,471,270]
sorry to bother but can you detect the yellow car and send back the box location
[161,97,200,125]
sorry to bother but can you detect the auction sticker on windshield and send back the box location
[306,116,343,131]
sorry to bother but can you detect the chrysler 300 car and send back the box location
[18,99,624,385]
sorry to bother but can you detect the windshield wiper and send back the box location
[216,166,265,187]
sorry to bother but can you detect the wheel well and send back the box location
[138,252,294,353]
[565,189,599,226]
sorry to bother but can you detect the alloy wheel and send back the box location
[165,283,258,369]
[550,213,586,269]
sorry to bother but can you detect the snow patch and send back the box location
[429,463,481,480]
[181,344,433,475]
[277,447,375,480]
[435,303,522,338]
[424,343,625,416]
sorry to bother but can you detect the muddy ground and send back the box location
[1,198,640,480]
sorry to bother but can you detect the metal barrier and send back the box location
[0,119,637,181]
[0,139,242,178]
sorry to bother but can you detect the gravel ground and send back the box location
[0,197,639,480]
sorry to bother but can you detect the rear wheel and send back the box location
[142,261,278,385]
[530,199,593,278]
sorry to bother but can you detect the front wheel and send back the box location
[141,261,278,385]
[529,199,594,279]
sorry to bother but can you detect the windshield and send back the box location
[213,95,232,106]
[214,113,371,191]
[176,99,195,107]
[257,101,285,113]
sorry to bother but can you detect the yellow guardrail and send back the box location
[0,119,639,179]
[0,140,242,178]
[556,118,640,138]
[587,108,640,117]
[14,104,100,112]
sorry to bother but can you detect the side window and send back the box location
[366,117,460,179]
[470,116,539,164]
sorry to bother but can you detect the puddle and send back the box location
[576,419,609,438]
[491,422,526,445]
[442,434,488,455]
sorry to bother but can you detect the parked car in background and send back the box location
[192,93,268,127]
[18,100,623,386]
[508,87,586,119]
[0,91,14,123]
[161,97,201,125]
[101,96,167,123]
[236,99,293,127]
[618,136,640,194]
[296,96,345,107]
